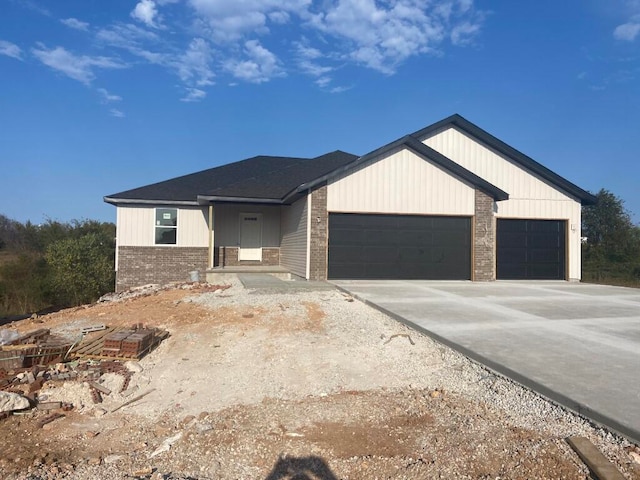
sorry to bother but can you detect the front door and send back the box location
[239,213,263,261]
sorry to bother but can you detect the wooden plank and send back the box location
[72,326,117,353]
[88,381,111,395]
[81,325,106,334]
[72,326,125,356]
[567,437,626,480]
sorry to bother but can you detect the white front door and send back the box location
[239,213,263,261]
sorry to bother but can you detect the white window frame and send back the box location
[154,207,178,246]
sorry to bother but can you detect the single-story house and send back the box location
[105,114,596,291]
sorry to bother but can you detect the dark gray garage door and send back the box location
[328,213,471,280]
[497,219,566,280]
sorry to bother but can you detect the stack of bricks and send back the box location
[101,329,154,358]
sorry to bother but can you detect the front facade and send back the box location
[105,115,596,291]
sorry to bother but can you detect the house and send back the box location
[104,114,596,291]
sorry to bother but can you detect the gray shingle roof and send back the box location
[104,151,358,205]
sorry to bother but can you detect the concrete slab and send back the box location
[333,280,640,443]
[237,274,335,292]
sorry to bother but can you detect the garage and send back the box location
[327,213,471,280]
[497,219,566,280]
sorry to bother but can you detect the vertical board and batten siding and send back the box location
[214,204,281,247]
[116,206,209,247]
[421,127,582,280]
[280,196,309,278]
[327,147,475,215]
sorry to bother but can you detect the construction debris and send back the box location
[0,323,168,425]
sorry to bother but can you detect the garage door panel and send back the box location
[328,213,471,280]
[329,246,364,262]
[530,233,561,248]
[497,219,565,280]
[362,246,397,262]
[529,249,562,263]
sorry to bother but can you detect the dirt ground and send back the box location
[1,280,639,480]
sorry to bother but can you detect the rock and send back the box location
[0,391,30,413]
[85,431,99,438]
[195,422,214,434]
[87,457,101,466]
[103,454,124,464]
[93,407,107,417]
[133,467,153,476]
[125,361,144,373]
[630,451,640,465]
[180,414,196,427]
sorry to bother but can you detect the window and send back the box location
[155,208,177,245]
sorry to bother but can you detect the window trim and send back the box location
[154,207,178,246]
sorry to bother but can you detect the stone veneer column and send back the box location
[308,184,328,281]
[473,189,496,281]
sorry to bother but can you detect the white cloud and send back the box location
[294,39,333,79]
[224,39,283,83]
[61,18,90,31]
[451,21,481,45]
[188,0,308,41]
[315,76,331,87]
[110,108,125,117]
[181,87,207,102]
[97,88,122,103]
[32,45,126,85]
[269,11,290,24]
[176,38,215,86]
[96,23,160,49]
[307,0,483,74]
[614,19,640,41]
[0,40,23,60]
[330,84,351,93]
[131,0,162,29]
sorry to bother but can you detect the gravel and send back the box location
[2,276,638,480]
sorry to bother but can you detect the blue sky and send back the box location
[1,0,639,224]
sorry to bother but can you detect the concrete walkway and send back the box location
[333,280,640,442]
[237,273,335,291]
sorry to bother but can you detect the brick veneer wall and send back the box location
[308,184,328,281]
[213,247,280,267]
[116,246,208,291]
[473,189,496,281]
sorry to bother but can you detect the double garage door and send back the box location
[327,213,566,280]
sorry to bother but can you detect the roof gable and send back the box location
[304,134,509,201]
[412,114,596,205]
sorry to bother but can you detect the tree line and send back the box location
[582,189,640,286]
[0,216,115,318]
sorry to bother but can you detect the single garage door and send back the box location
[328,213,471,280]
[497,219,566,280]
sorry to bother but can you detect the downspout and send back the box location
[208,204,214,268]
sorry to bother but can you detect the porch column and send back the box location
[208,204,215,268]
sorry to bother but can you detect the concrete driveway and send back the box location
[333,280,640,442]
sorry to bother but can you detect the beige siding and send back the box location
[327,147,475,215]
[178,208,210,247]
[280,196,308,278]
[117,206,208,248]
[214,204,280,247]
[422,127,583,280]
[422,127,576,202]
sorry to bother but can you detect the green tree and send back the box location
[44,232,115,306]
[582,189,640,284]
[0,254,48,316]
